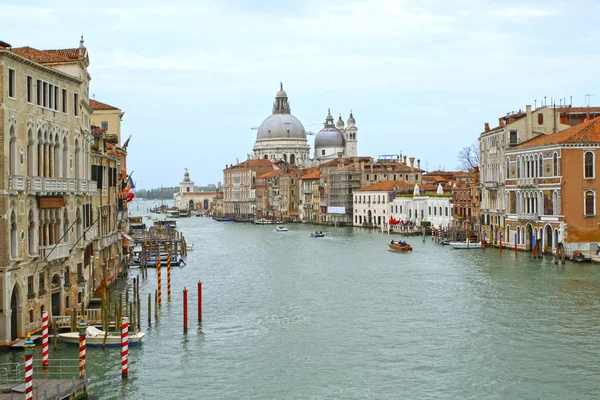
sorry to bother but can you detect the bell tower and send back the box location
[345,112,358,157]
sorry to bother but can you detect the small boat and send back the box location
[275,226,288,232]
[569,250,591,263]
[449,241,482,249]
[213,217,231,222]
[142,259,186,267]
[59,326,145,347]
[186,243,194,251]
[311,232,325,238]
[254,218,273,225]
[389,241,413,252]
[440,240,451,246]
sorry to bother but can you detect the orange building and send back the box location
[505,117,600,255]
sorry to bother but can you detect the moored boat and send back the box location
[59,326,145,347]
[448,241,482,249]
[212,217,231,222]
[389,240,412,252]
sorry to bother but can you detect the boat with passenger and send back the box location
[254,218,273,225]
[389,240,412,252]
[275,226,288,232]
[311,231,325,238]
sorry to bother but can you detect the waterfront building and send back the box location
[299,167,320,223]
[89,124,128,294]
[264,163,300,221]
[479,105,573,244]
[223,159,273,218]
[504,117,600,254]
[90,99,124,144]
[319,156,423,225]
[388,184,453,228]
[353,181,411,227]
[0,39,98,343]
[450,167,481,232]
[173,169,218,214]
[254,171,271,219]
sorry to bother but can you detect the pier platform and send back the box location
[1,378,86,399]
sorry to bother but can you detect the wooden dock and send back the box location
[0,378,86,400]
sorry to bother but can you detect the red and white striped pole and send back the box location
[41,310,49,367]
[121,317,129,379]
[431,226,435,241]
[167,253,171,301]
[157,256,162,306]
[438,225,442,243]
[78,317,87,380]
[23,335,34,400]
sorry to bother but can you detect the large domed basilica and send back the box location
[252,84,358,167]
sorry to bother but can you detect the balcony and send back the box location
[84,227,98,242]
[8,175,26,192]
[26,177,97,195]
[38,243,70,262]
[483,181,498,190]
[100,232,120,249]
[517,178,537,188]
[517,213,538,221]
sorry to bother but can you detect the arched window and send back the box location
[76,208,82,242]
[534,155,538,177]
[62,137,68,178]
[54,134,60,178]
[282,154,287,162]
[27,129,34,176]
[428,206,431,215]
[28,210,35,255]
[264,154,268,159]
[538,113,544,125]
[584,152,594,178]
[553,153,559,176]
[434,207,437,216]
[9,126,17,175]
[517,156,521,178]
[506,157,510,178]
[445,207,448,216]
[585,191,595,216]
[74,138,81,179]
[10,211,17,259]
[37,130,43,177]
[204,199,209,210]
[290,154,295,164]
[539,153,543,177]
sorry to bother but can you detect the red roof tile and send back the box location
[10,46,86,64]
[90,99,119,111]
[513,117,600,149]
[355,180,412,192]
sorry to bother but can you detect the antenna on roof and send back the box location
[585,94,594,108]
[92,93,96,99]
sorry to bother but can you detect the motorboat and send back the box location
[311,232,325,238]
[213,217,231,222]
[569,250,591,263]
[448,241,482,249]
[275,226,288,232]
[388,240,413,252]
[254,218,273,225]
[58,326,145,347]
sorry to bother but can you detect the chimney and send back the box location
[409,157,415,168]
[484,122,490,132]
[403,156,407,165]
[498,118,505,127]
[417,159,421,169]
[525,105,532,138]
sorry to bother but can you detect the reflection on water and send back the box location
[3,199,599,399]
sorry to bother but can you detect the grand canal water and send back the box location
[4,200,600,399]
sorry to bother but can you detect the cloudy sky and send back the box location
[4,0,599,188]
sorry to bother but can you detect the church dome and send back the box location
[347,112,356,126]
[257,114,306,140]
[315,109,345,148]
[256,83,307,141]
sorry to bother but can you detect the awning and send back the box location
[122,233,134,242]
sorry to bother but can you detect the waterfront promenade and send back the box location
[2,207,598,399]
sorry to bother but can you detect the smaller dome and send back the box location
[336,114,345,129]
[315,127,345,148]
